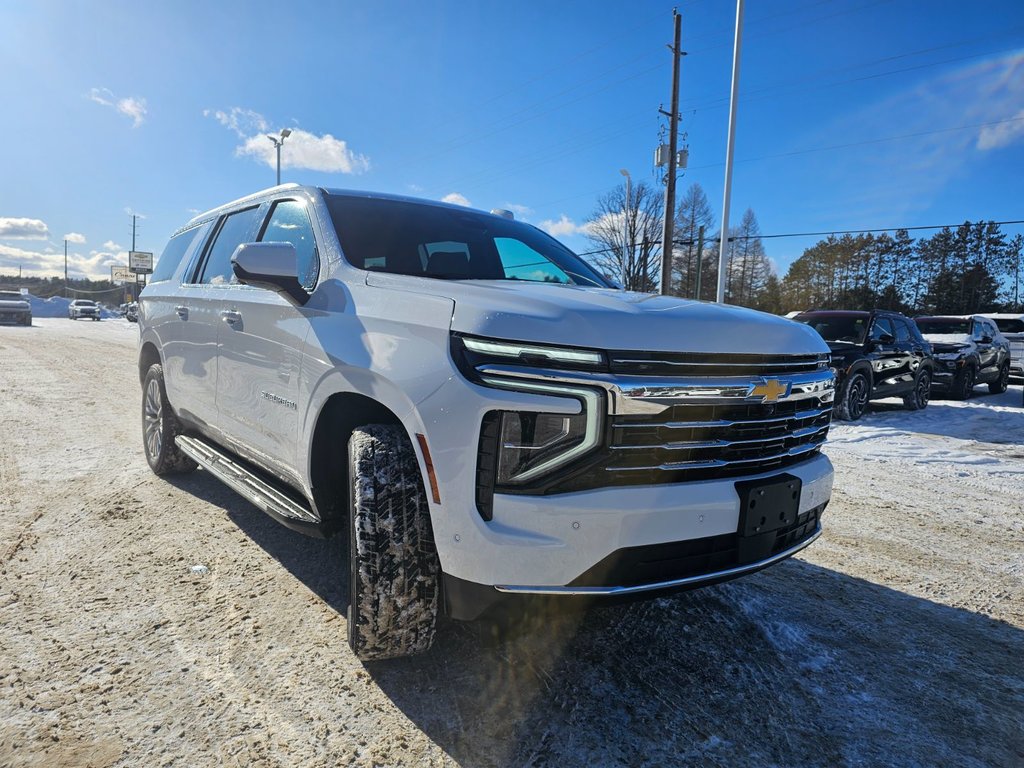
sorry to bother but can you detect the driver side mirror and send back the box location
[231,242,309,306]
[980,335,993,344]
[873,333,895,346]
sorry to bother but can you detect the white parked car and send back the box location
[68,299,101,321]
[138,185,835,660]
[0,290,31,325]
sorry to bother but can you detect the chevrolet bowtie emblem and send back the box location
[749,378,790,403]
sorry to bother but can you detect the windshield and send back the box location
[795,314,868,344]
[915,318,970,336]
[74,300,96,307]
[326,195,610,288]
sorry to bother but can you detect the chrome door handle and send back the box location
[220,310,242,324]
[175,306,188,319]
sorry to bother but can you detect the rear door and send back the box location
[893,318,924,391]
[214,198,321,485]
[972,318,997,377]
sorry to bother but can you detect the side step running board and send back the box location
[176,435,319,525]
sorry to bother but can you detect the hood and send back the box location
[922,333,972,352]
[365,273,829,355]
[0,298,30,309]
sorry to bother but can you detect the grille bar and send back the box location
[606,440,824,473]
[609,422,829,452]
[613,406,832,431]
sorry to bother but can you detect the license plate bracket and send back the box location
[734,474,802,564]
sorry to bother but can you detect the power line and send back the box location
[576,218,1024,257]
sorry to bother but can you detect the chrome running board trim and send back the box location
[175,435,318,524]
[494,526,822,596]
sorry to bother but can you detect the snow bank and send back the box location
[26,293,119,319]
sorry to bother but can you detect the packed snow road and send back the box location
[1,318,1022,767]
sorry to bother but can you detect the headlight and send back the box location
[478,376,604,486]
[454,333,606,375]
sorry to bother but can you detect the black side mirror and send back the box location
[876,333,895,345]
[231,242,309,305]
[980,335,993,344]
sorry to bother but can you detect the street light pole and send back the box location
[717,0,745,304]
[266,128,293,186]
[619,169,631,290]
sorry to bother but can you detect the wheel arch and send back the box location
[307,391,411,532]
[138,342,161,385]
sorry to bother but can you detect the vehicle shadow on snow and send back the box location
[368,560,1024,768]
[167,471,1024,767]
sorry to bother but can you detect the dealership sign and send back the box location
[111,265,133,283]
[129,251,154,274]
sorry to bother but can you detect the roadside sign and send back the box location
[129,251,154,274]
[111,265,133,283]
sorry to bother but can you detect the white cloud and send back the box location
[407,183,424,193]
[977,108,1024,150]
[539,214,586,237]
[0,217,49,240]
[207,107,370,175]
[237,129,370,175]
[88,87,147,128]
[63,232,86,244]
[204,107,269,138]
[103,240,121,251]
[0,242,125,280]
[503,203,534,220]
[441,192,472,207]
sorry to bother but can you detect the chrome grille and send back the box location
[605,398,831,481]
[608,351,828,377]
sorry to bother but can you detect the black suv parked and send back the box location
[914,315,1011,399]
[793,310,935,421]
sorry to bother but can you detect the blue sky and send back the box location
[1,0,1022,281]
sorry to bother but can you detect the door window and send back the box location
[894,319,912,343]
[198,207,263,285]
[870,317,895,341]
[259,200,320,290]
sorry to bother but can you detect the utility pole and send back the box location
[693,225,705,300]
[717,0,745,304]
[659,9,683,295]
[64,239,68,298]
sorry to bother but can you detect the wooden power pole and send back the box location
[659,9,683,295]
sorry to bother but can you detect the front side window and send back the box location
[198,206,262,285]
[259,200,320,290]
[326,195,609,288]
[870,317,895,341]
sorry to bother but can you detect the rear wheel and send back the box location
[951,364,976,400]
[903,369,931,411]
[142,364,197,475]
[347,424,439,661]
[834,371,870,421]
[989,362,1010,394]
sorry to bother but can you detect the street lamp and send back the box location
[267,128,292,186]
[619,168,631,289]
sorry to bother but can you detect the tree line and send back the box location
[584,181,1023,315]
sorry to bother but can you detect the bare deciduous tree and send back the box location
[584,181,663,292]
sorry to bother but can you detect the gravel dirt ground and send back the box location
[1,318,1022,768]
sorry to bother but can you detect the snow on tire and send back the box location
[347,424,439,661]
[141,364,197,476]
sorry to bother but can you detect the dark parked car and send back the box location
[914,315,1010,399]
[794,310,935,421]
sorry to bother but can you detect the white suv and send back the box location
[69,299,101,320]
[138,185,835,660]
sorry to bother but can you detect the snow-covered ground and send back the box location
[0,320,1020,767]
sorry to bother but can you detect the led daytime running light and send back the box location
[464,337,603,366]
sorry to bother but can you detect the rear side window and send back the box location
[894,319,911,342]
[259,200,320,290]
[198,207,262,285]
[151,225,205,283]
[991,318,1024,333]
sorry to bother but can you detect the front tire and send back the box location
[989,362,1010,394]
[347,424,439,661]
[141,364,197,475]
[834,371,870,421]
[903,369,931,411]
[951,364,976,400]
